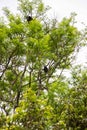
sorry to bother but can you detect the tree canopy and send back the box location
[0,0,87,130]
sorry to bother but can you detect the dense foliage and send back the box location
[0,0,87,129]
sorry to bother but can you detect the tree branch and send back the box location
[14,63,27,109]
[0,49,16,80]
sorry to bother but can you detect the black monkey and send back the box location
[44,66,48,73]
[26,16,33,22]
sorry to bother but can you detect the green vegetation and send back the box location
[0,0,87,129]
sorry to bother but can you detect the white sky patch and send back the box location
[0,0,18,15]
[43,0,87,29]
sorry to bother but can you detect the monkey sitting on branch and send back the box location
[26,15,33,22]
[43,66,48,73]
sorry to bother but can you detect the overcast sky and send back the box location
[44,0,87,29]
[0,0,87,66]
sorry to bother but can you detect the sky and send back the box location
[0,0,87,66]
[44,0,87,29]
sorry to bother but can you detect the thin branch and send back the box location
[0,49,16,80]
[14,63,27,109]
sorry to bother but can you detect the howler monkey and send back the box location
[44,66,48,73]
[26,16,33,22]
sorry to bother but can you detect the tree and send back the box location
[0,0,86,129]
[65,67,87,130]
